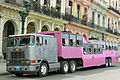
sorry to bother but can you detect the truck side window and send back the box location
[45,40,47,45]
[36,37,42,46]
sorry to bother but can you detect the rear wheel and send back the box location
[60,61,69,74]
[105,59,109,67]
[108,59,112,67]
[37,62,48,77]
[69,61,76,73]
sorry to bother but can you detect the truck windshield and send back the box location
[7,37,18,47]
[7,36,35,47]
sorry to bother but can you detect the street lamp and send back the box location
[19,1,31,34]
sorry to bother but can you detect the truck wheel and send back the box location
[38,62,48,77]
[108,59,112,67]
[15,73,23,77]
[69,61,76,73]
[60,61,69,74]
[105,59,109,67]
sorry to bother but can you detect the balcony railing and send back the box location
[108,6,120,15]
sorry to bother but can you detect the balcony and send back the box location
[108,6,120,15]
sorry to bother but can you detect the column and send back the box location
[61,0,66,14]
[40,0,44,6]
[38,20,42,32]
[105,15,107,28]
[0,17,3,59]
[94,12,98,25]
[100,14,103,26]
[51,23,55,31]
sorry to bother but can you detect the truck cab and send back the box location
[6,34,60,77]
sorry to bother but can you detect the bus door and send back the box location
[83,44,94,67]
[35,36,44,61]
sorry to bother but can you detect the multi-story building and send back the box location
[65,0,92,41]
[90,0,108,40]
[105,0,120,42]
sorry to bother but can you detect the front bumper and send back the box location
[7,65,39,74]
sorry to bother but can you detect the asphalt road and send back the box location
[0,63,120,80]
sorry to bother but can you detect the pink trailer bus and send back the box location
[40,31,118,70]
[6,31,118,77]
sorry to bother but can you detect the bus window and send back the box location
[94,45,98,54]
[70,34,76,46]
[62,33,69,46]
[69,39,73,46]
[62,38,65,46]
[109,46,111,50]
[77,35,83,47]
[98,45,102,54]
[84,44,88,54]
[88,44,93,54]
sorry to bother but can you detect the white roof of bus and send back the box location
[8,34,54,37]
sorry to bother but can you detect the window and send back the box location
[36,37,42,46]
[84,8,87,13]
[45,40,47,45]
[70,34,76,46]
[62,33,69,46]
[98,45,102,54]
[94,45,98,54]
[76,35,83,47]
[69,1,72,6]
[88,44,93,54]
[69,39,73,46]
[84,44,88,54]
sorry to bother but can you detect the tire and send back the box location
[37,62,48,77]
[108,59,112,67]
[105,59,109,67]
[69,61,76,73]
[60,61,69,74]
[15,73,23,77]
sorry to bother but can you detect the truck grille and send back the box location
[11,52,25,59]
[9,60,30,65]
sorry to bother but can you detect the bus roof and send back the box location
[8,34,54,37]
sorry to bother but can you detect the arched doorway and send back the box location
[41,25,49,32]
[27,22,35,34]
[2,21,15,58]
[54,28,60,31]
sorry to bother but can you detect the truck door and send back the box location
[42,37,58,63]
[35,36,44,61]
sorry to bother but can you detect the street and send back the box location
[0,63,120,80]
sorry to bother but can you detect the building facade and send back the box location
[65,0,91,40]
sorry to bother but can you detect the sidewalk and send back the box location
[0,62,10,76]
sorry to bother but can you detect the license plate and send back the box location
[16,66,20,70]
